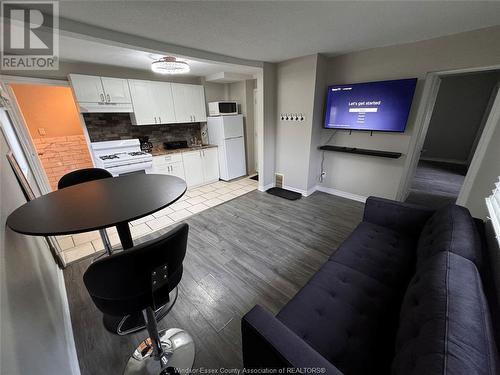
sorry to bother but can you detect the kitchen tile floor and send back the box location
[57,176,258,264]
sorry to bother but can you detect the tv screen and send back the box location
[324,78,417,132]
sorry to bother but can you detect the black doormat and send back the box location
[266,187,301,200]
[250,174,258,181]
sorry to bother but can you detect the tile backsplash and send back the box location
[83,113,202,146]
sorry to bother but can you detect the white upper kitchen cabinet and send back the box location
[182,150,204,187]
[101,77,132,103]
[128,80,157,125]
[151,82,177,124]
[68,74,133,112]
[69,74,105,103]
[129,80,177,125]
[171,83,207,123]
[201,147,219,183]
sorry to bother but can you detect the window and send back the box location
[486,176,500,246]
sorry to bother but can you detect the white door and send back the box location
[201,148,219,182]
[222,115,244,139]
[225,137,246,180]
[169,161,186,181]
[151,82,177,124]
[101,77,131,103]
[182,150,204,187]
[191,85,207,122]
[69,74,104,103]
[171,83,192,123]
[128,80,157,125]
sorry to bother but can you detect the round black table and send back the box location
[7,174,187,249]
[7,174,187,335]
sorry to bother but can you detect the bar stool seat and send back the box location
[83,223,195,374]
[58,168,114,257]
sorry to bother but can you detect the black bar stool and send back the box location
[58,168,114,256]
[83,223,195,374]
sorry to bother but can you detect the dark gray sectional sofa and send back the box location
[241,196,500,375]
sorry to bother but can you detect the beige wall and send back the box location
[0,132,79,375]
[319,25,500,200]
[201,80,228,112]
[257,62,277,189]
[275,55,319,193]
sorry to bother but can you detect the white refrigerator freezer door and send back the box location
[224,137,246,180]
[222,115,244,139]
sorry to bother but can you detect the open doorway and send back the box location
[406,70,500,209]
[9,83,93,191]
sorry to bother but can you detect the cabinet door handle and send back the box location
[100,93,105,103]
[106,94,110,103]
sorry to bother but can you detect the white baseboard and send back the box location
[315,185,368,203]
[420,156,468,166]
[259,183,274,192]
[281,184,317,197]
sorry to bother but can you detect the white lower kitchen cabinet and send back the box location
[168,161,186,180]
[152,148,219,188]
[182,151,205,187]
[200,148,219,183]
[183,148,220,187]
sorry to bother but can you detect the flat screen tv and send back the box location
[324,78,417,132]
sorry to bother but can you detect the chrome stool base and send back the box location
[124,328,195,375]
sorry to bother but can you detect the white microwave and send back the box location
[208,101,238,116]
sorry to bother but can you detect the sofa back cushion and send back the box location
[392,252,499,375]
[416,205,482,269]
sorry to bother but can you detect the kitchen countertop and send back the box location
[151,144,218,156]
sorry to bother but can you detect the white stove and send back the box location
[91,139,153,176]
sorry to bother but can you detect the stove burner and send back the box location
[128,151,147,156]
[99,155,119,160]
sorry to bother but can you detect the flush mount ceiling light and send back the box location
[151,56,190,75]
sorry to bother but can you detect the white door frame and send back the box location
[253,87,259,173]
[457,85,500,205]
[397,64,500,202]
[0,74,94,194]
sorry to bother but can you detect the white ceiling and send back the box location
[58,34,262,77]
[59,1,500,63]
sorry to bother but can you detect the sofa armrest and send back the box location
[363,196,434,235]
[242,305,343,374]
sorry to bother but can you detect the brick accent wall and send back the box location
[83,113,202,146]
[34,135,93,191]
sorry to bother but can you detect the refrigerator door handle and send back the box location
[225,136,243,140]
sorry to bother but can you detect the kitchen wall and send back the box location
[317,25,500,201]
[227,80,257,174]
[83,113,202,147]
[0,132,80,375]
[200,79,258,175]
[10,84,93,190]
[422,71,500,165]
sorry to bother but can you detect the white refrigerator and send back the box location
[207,115,247,181]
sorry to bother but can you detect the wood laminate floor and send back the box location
[63,190,364,375]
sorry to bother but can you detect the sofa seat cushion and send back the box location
[329,222,417,288]
[392,252,499,375]
[416,205,482,269]
[277,260,402,375]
